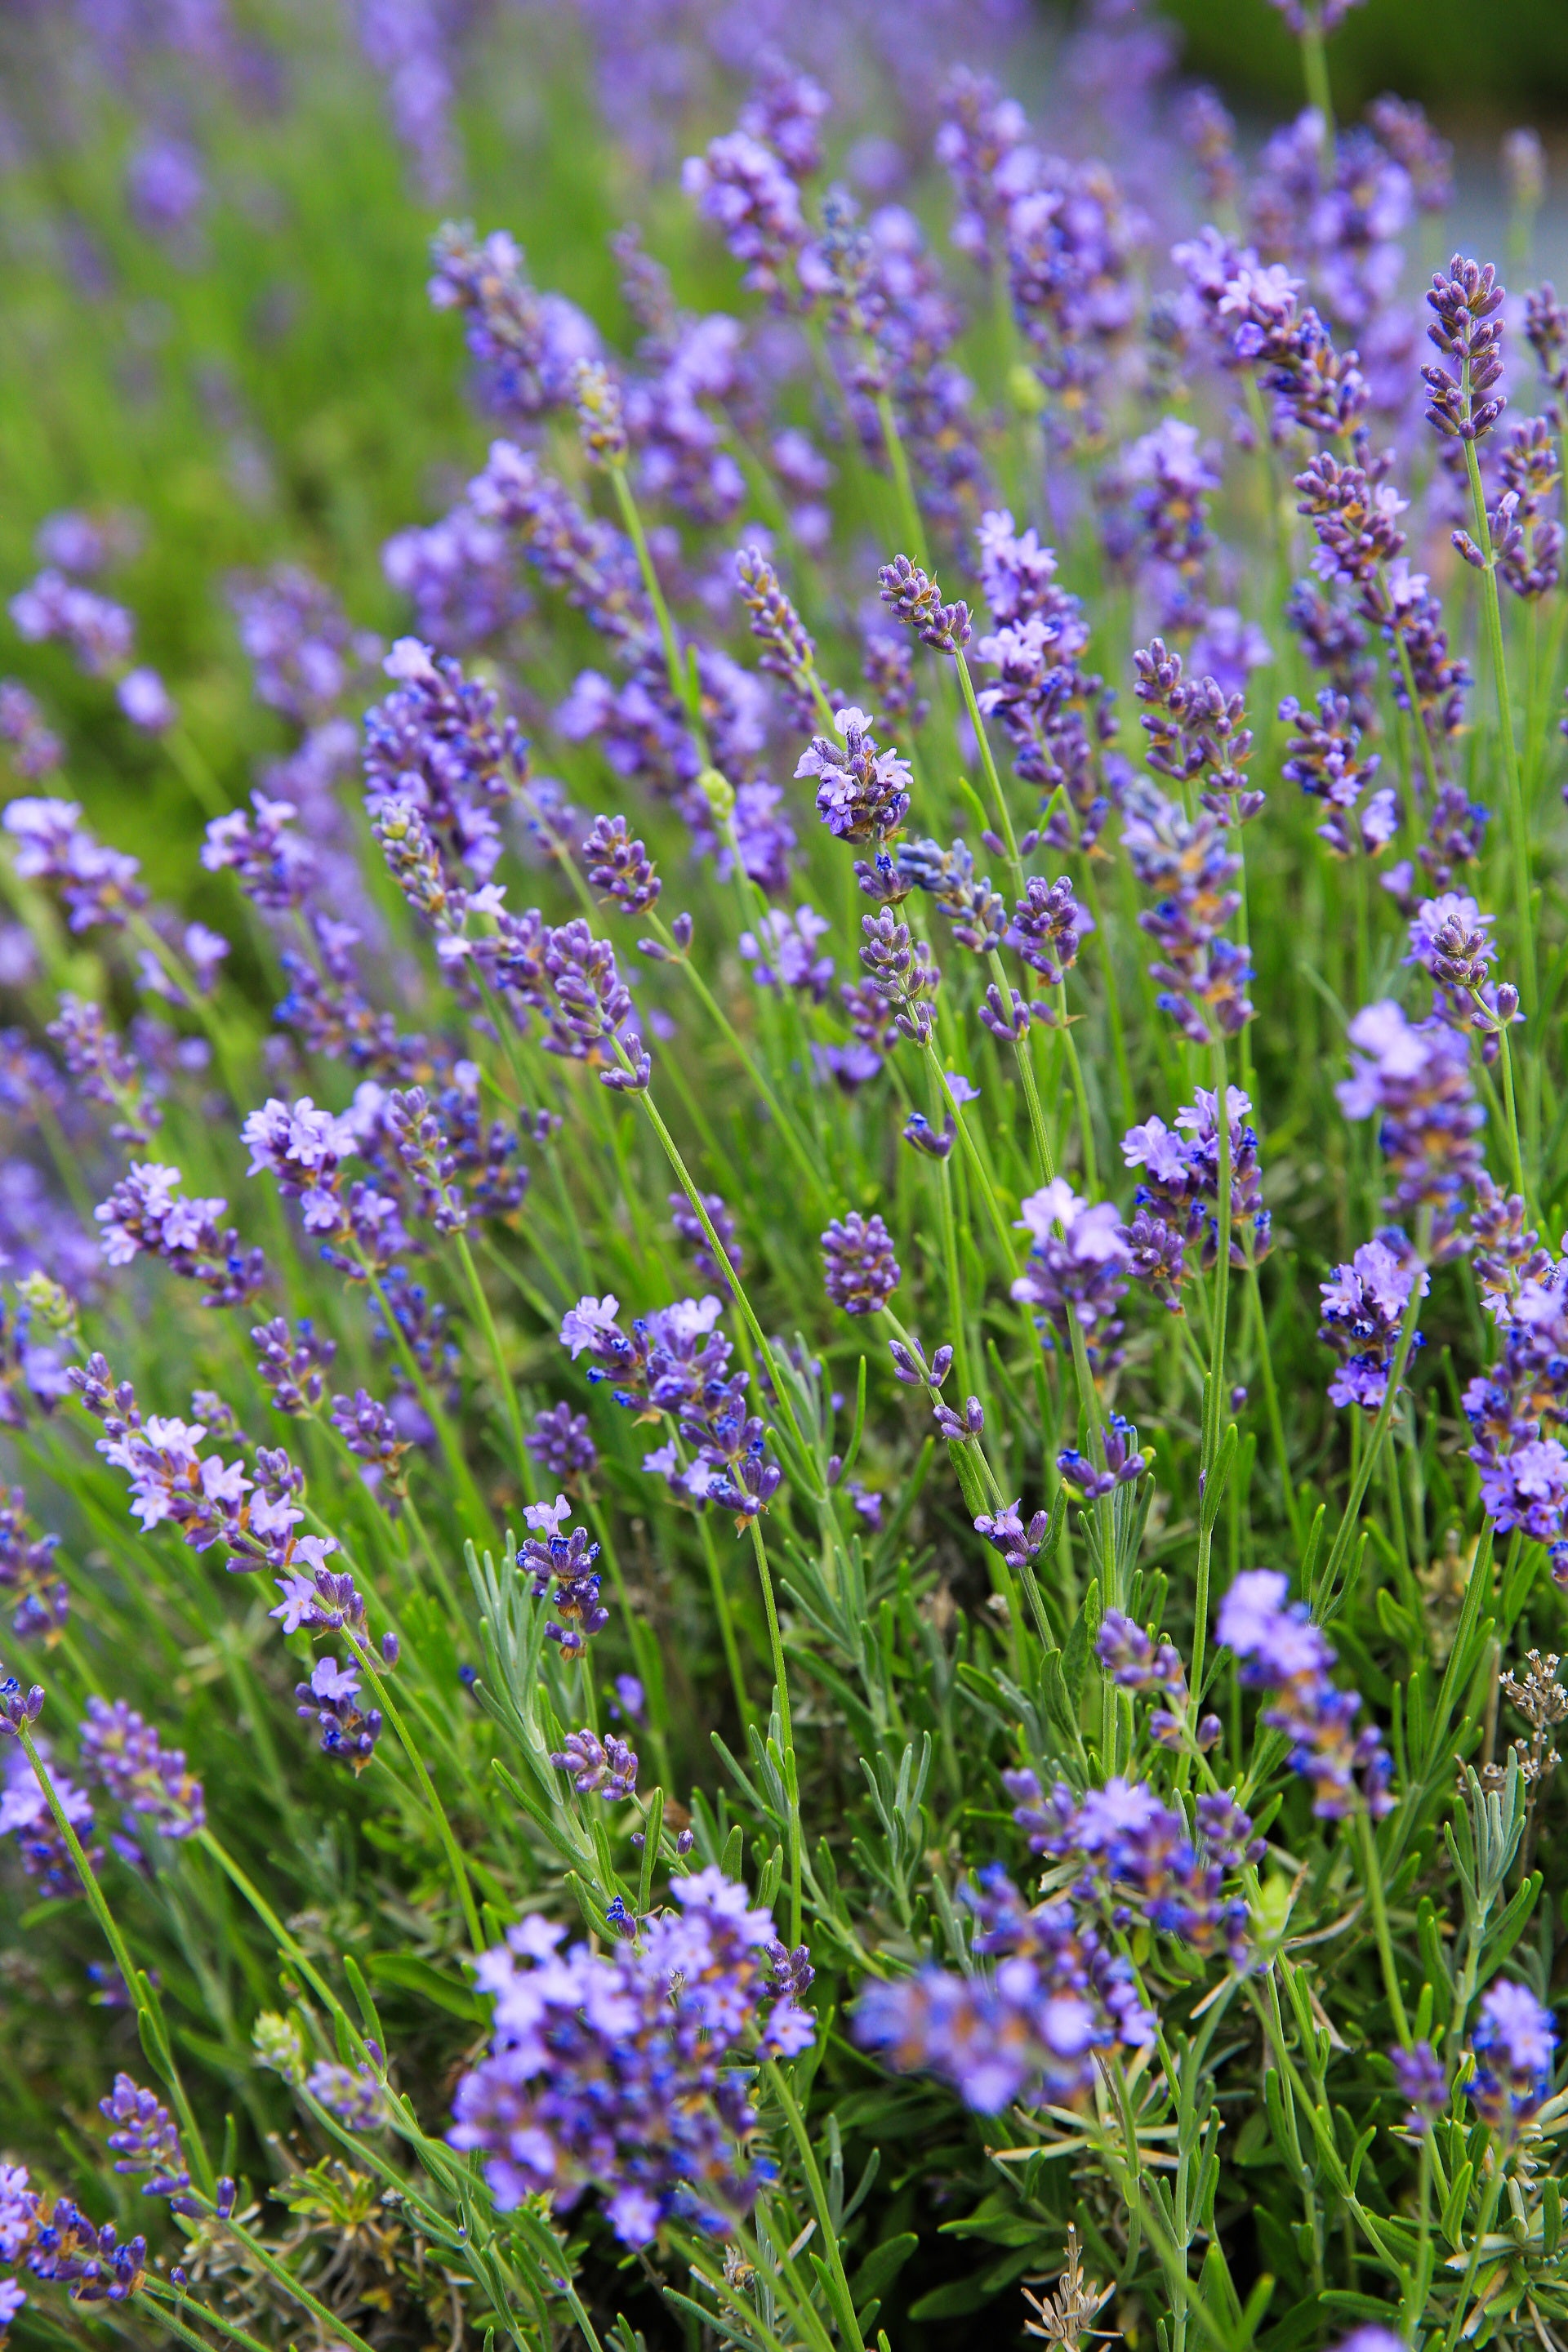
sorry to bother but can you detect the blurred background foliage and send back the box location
[1151,0,1568,123]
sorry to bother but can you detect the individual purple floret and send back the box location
[99,2077,188,2197]
[1423,255,1506,444]
[582,814,660,915]
[1217,1570,1392,1819]
[795,706,912,844]
[79,1699,204,1839]
[295,1655,382,1773]
[1467,1980,1557,2139]
[448,1872,813,2247]
[95,1164,266,1308]
[1319,1239,1428,1410]
[822,1212,900,1316]
[1391,2039,1447,2134]
[527,1402,597,1486]
[851,1864,1154,2114]
[3,799,147,934]
[114,670,175,734]
[550,1727,639,1802]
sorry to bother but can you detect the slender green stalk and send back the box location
[1298,11,1337,176]
[1187,1031,1234,1724]
[355,1646,483,1949]
[749,1516,802,1948]
[1463,432,1535,1010]
[16,1717,216,2194]
[1355,1804,1409,2045]
[764,2059,868,2352]
[452,1227,532,1493]
[1439,2155,1505,2352]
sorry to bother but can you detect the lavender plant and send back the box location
[1,6,1568,2351]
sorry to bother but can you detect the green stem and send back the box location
[452,1227,532,1495]
[749,1516,802,1948]
[954,647,1025,889]
[1247,1259,1302,1550]
[609,465,707,757]
[1298,11,1336,175]
[16,1717,215,2195]
[355,1646,484,1950]
[1187,1031,1234,1725]
[1356,1804,1410,2045]
[1463,431,1535,1011]
[764,2060,868,2352]
[1439,2155,1505,2352]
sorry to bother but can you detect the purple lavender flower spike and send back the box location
[1011,1180,1130,1370]
[3,800,147,934]
[852,1864,1154,2114]
[1217,1570,1392,1819]
[295,1655,381,1772]
[1423,255,1506,444]
[1390,2039,1446,2134]
[1467,1980,1556,2138]
[0,682,63,778]
[80,1700,203,1839]
[528,1402,596,1486]
[582,814,659,915]
[519,1496,608,1657]
[822,1213,900,1316]
[877,555,971,653]
[550,1727,638,1801]
[100,2077,188,2196]
[739,906,835,1000]
[1319,1239,1428,1410]
[858,907,939,1046]
[95,1164,266,1308]
[796,706,912,844]
[1336,1000,1483,1258]
[669,1192,742,1290]
[448,1870,813,2245]
[305,2061,385,2130]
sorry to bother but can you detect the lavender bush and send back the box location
[2,1,1568,2347]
